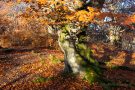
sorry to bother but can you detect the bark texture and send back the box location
[58,24,101,84]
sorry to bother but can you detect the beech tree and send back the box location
[17,0,134,84]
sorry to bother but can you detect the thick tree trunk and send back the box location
[58,25,101,84]
[58,30,80,73]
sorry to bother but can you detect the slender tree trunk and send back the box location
[58,25,101,84]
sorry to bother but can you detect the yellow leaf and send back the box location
[36,0,47,4]
[87,7,95,12]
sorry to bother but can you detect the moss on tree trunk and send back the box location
[58,24,101,84]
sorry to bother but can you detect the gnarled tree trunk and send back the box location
[58,24,101,84]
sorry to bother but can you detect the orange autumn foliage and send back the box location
[17,0,100,25]
[124,14,135,25]
[66,7,100,23]
[17,0,133,28]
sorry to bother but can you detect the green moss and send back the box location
[75,31,102,84]
[49,54,61,64]
[59,24,73,43]
[76,54,86,66]
[76,42,98,65]
[60,32,66,42]
[33,76,54,83]
[83,68,99,84]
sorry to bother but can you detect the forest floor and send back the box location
[0,1,135,90]
[0,43,135,90]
